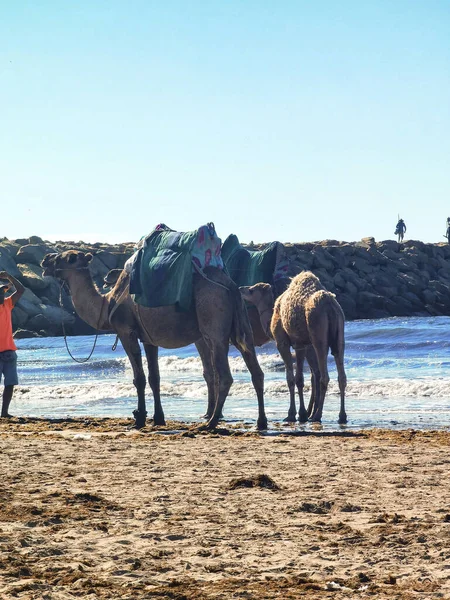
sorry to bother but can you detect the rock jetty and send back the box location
[2,235,450,338]
[0,236,135,339]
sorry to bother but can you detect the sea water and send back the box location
[9,316,450,431]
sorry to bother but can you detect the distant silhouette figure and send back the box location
[445,218,450,245]
[394,218,406,243]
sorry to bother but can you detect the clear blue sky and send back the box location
[2,1,449,244]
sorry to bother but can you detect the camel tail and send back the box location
[230,282,253,353]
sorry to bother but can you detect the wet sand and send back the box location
[1,418,450,599]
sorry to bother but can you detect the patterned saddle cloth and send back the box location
[127,223,223,310]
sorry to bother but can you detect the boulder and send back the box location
[16,244,55,266]
[15,288,44,320]
[27,313,52,333]
[0,240,20,257]
[88,255,110,288]
[11,305,29,329]
[21,287,42,305]
[391,296,415,316]
[311,247,336,271]
[370,272,397,289]
[40,304,75,326]
[360,236,375,246]
[293,249,314,270]
[95,250,119,270]
[0,246,21,278]
[421,289,437,305]
[336,293,357,320]
[403,291,423,308]
[357,291,386,312]
[381,249,401,261]
[345,280,358,296]
[28,235,45,244]
[351,257,373,275]
[13,329,41,339]
[15,298,42,319]
[16,263,49,292]
[333,272,346,290]
[377,240,400,253]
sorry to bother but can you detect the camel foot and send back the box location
[153,416,166,426]
[203,413,224,420]
[1,413,13,419]
[298,410,309,424]
[338,412,348,425]
[310,412,322,423]
[133,409,147,429]
[192,423,210,433]
[283,414,297,423]
[257,417,268,430]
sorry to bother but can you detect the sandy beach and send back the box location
[0,419,449,599]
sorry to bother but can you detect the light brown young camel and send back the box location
[244,304,320,423]
[41,250,267,430]
[240,271,347,424]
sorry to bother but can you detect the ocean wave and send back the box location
[14,376,450,404]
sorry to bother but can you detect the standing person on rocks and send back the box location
[0,272,24,418]
[394,217,406,243]
[445,218,450,244]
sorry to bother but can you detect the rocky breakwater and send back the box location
[282,237,450,320]
[0,236,134,338]
[2,235,450,338]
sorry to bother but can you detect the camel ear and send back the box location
[85,253,93,263]
[41,253,55,267]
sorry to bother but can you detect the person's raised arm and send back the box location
[0,272,25,306]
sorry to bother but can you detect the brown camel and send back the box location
[41,250,267,430]
[240,271,347,424]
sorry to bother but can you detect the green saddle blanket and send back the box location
[129,223,223,310]
[221,234,289,296]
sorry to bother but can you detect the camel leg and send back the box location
[275,334,296,423]
[235,342,267,430]
[195,339,218,420]
[294,348,308,423]
[333,351,348,424]
[310,340,329,423]
[143,343,165,426]
[305,345,320,419]
[119,329,147,428]
[205,341,233,430]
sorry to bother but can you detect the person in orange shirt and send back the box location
[0,271,24,418]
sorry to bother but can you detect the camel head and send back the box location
[239,283,274,338]
[41,250,93,278]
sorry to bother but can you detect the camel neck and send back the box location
[64,271,110,331]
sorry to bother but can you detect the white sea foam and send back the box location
[15,376,450,403]
[156,353,284,374]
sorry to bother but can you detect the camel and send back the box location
[240,271,347,424]
[41,250,268,430]
[243,301,320,423]
[102,267,264,422]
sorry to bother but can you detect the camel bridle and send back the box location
[58,274,106,364]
